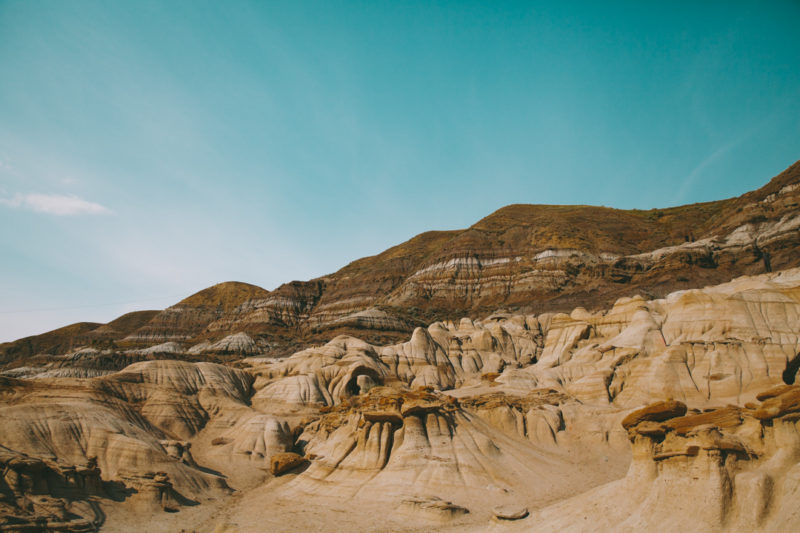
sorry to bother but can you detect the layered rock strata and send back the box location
[2,161,799,366]
[492,386,800,532]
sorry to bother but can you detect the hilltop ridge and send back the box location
[2,160,798,364]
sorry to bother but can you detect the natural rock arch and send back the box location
[342,367,382,398]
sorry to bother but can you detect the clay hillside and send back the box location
[3,160,798,369]
[1,161,800,532]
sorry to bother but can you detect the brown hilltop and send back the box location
[0,322,101,364]
[2,160,799,362]
[119,282,273,347]
[103,309,161,330]
[174,281,271,311]
[0,311,158,364]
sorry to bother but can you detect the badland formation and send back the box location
[2,161,800,531]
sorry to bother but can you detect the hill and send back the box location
[2,160,798,362]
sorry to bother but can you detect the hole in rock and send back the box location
[783,353,800,385]
[343,367,381,398]
[345,377,361,397]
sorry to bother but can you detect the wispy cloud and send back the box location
[0,193,112,215]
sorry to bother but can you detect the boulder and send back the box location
[493,504,529,520]
[269,452,308,476]
[753,386,800,420]
[622,401,688,430]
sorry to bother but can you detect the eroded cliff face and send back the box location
[2,161,799,367]
[1,268,799,531]
[494,389,800,532]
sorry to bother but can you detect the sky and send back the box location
[1,0,799,342]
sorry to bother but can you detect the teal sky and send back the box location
[1,1,799,342]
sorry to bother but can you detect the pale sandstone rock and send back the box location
[117,470,180,513]
[127,341,184,355]
[207,332,261,355]
[243,268,800,413]
[493,504,528,520]
[224,415,293,460]
[2,268,800,531]
[0,361,248,509]
[400,496,469,522]
[489,388,800,532]
[187,341,213,354]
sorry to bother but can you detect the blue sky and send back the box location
[1,0,799,342]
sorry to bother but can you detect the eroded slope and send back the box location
[2,268,800,531]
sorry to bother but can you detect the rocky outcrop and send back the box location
[242,268,800,416]
[0,447,105,531]
[0,445,190,530]
[204,332,262,355]
[205,280,325,333]
[494,386,800,532]
[269,452,307,476]
[0,362,247,511]
[621,400,688,429]
[116,470,182,513]
[281,385,611,524]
